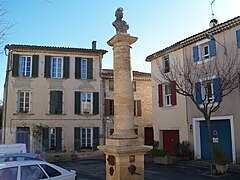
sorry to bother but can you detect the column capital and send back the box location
[107,34,138,46]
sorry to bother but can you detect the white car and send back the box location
[0,160,77,180]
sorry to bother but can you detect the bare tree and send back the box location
[155,46,240,163]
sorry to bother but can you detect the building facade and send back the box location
[146,16,240,163]
[2,44,107,159]
[102,69,153,145]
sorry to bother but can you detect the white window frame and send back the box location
[18,91,30,113]
[81,128,93,148]
[195,39,212,64]
[81,59,87,80]
[164,83,172,107]
[19,56,32,77]
[51,57,63,78]
[163,54,170,73]
[201,80,214,103]
[49,128,57,150]
[81,92,93,114]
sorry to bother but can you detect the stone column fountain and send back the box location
[98,8,152,180]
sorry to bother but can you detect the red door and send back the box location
[163,130,179,155]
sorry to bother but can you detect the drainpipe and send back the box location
[2,47,11,144]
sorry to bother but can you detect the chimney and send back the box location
[92,41,97,50]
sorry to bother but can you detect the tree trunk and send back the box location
[205,115,215,163]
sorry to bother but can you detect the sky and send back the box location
[0,0,239,101]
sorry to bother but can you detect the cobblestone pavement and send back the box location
[55,157,240,180]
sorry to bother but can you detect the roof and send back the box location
[5,44,108,55]
[146,16,240,62]
[102,69,151,80]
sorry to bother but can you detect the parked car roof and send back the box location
[0,153,44,163]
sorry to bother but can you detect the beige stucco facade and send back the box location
[147,16,240,163]
[2,45,107,160]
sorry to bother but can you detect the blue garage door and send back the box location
[200,120,232,162]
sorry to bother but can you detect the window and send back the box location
[134,100,142,116]
[133,81,136,92]
[74,127,99,151]
[19,56,32,77]
[109,100,114,115]
[105,99,114,116]
[18,91,30,113]
[0,167,18,180]
[193,40,216,62]
[195,77,222,105]
[75,92,99,115]
[82,93,92,114]
[109,80,114,91]
[51,57,63,78]
[163,54,170,73]
[158,81,177,107]
[44,56,69,79]
[21,165,47,179]
[75,57,93,79]
[49,91,63,114]
[40,164,61,177]
[42,127,62,151]
[12,54,39,78]
[236,29,240,48]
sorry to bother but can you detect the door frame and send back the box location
[192,115,236,163]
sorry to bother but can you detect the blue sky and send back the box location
[0,0,239,100]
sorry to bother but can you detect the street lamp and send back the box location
[205,32,227,55]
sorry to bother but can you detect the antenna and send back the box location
[211,0,215,19]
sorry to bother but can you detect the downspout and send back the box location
[2,47,11,143]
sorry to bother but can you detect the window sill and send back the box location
[196,57,215,64]
[13,113,35,115]
[76,79,97,82]
[46,113,66,116]
[198,102,218,108]
[160,105,176,110]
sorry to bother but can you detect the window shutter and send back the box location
[63,56,70,79]
[93,92,99,115]
[74,127,81,151]
[42,127,49,151]
[56,127,62,151]
[74,92,81,114]
[171,81,177,105]
[44,56,51,78]
[209,40,216,57]
[87,58,93,79]
[75,57,81,79]
[195,82,202,105]
[236,30,240,48]
[137,100,142,116]
[50,91,56,114]
[12,54,19,77]
[158,84,163,107]
[193,46,199,62]
[93,127,99,150]
[105,99,110,116]
[56,91,63,114]
[213,77,222,103]
[32,55,39,78]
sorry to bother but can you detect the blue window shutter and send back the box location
[209,40,216,57]
[193,46,199,62]
[236,30,240,48]
[195,82,202,105]
[213,77,222,103]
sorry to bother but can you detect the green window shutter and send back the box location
[56,127,62,151]
[93,127,99,150]
[56,91,63,114]
[42,127,49,151]
[87,58,93,79]
[93,92,99,115]
[44,56,51,78]
[50,91,56,114]
[63,56,70,79]
[32,55,39,78]
[74,127,81,151]
[74,92,81,114]
[12,54,19,77]
[75,57,81,79]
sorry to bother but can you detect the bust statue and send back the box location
[112,7,129,34]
